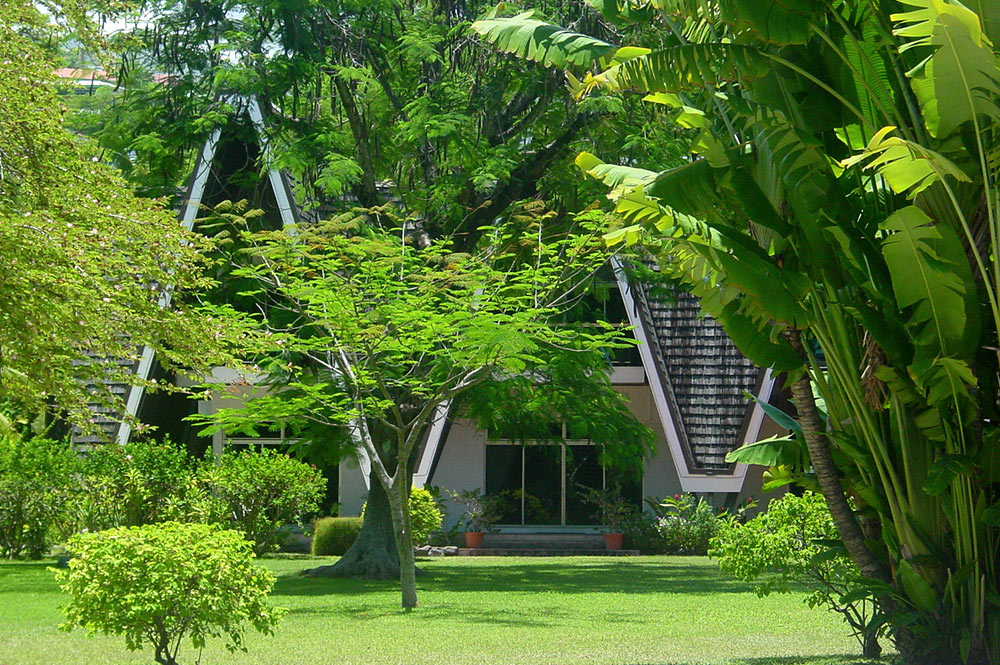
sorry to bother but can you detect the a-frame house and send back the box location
[84,95,785,529]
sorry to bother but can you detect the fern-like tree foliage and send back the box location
[85,0,673,586]
[474,2,1000,664]
[195,209,649,608]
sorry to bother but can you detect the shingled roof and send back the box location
[645,291,763,470]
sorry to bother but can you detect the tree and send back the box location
[473,2,1000,663]
[88,0,673,577]
[87,0,680,236]
[198,208,641,608]
[0,2,242,429]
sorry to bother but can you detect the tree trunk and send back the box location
[304,467,400,580]
[387,474,418,608]
[862,631,881,659]
[784,330,939,665]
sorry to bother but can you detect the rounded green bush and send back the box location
[197,448,327,555]
[57,522,285,665]
[76,437,192,531]
[311,517,363,556]
[0,436,80,558]
[408,487,443,545]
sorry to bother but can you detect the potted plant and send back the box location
[447,488,497,548]
[581,486,633,550]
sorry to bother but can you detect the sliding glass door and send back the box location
[485,441,641,526]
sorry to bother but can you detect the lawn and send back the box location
[0,555,889,665]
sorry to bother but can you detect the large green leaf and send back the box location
[836,19,898,130]
[583,0,653,23]
[840,126,971,197]
[897,559,939,613]
[923,453,975,495]
[470,13,619,69]
[753,120,833,222]
[645,158,722,217]
[719,0,823,45]
[966,0,1000,43]
[614,189,700,232]
[880,206,974,357]
[725,434,802,465]
[743,392,803,437]
[892,0,1000,138]
[575,152,656,199]
[697,289,803,370]
[584,44,770,95]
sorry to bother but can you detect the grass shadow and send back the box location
[273,559,753,597]
[0,560,61,594]
[284,602,561,626]
[730,657,896,665]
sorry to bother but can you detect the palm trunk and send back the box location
[784,330,947,663]
[784,330,889,582]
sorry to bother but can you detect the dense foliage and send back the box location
[619,493,750,555]
[711,492,880,658]
[473,3,1000,662]
[57,522,285,665]
[0,437,79,559]
[0,436,325,558]
[0,2,244,428]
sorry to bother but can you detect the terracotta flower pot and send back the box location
[604,532,624,551]
[464,531,484,548]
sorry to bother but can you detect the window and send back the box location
[485,424,641,525]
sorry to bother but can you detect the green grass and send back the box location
[0,555,891,665]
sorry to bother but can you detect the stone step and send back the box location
[482,533,605,549]
[458,548,639,557]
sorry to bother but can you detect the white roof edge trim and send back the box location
[412,401,452,488]
[245,96,298,230]
[117,123,224,445]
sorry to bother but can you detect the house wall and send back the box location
[334,379,783,527]
[614,384,683,501]
[338,456,369,517]
[422,382,687,530]
[424,419,487,528]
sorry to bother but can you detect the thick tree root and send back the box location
[305,548,399,580]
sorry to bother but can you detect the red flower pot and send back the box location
[464,531,484,548]
[604,533,624,551]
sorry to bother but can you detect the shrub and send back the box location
[651,493,734,555]
[408,487,443,545]
[621,510,667,554]
[74,438,193,531]
[201,448,326,555]
[0,436,80,559]
[57,522,285,665]
[311,517,364,556]
[709,491,881,658]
